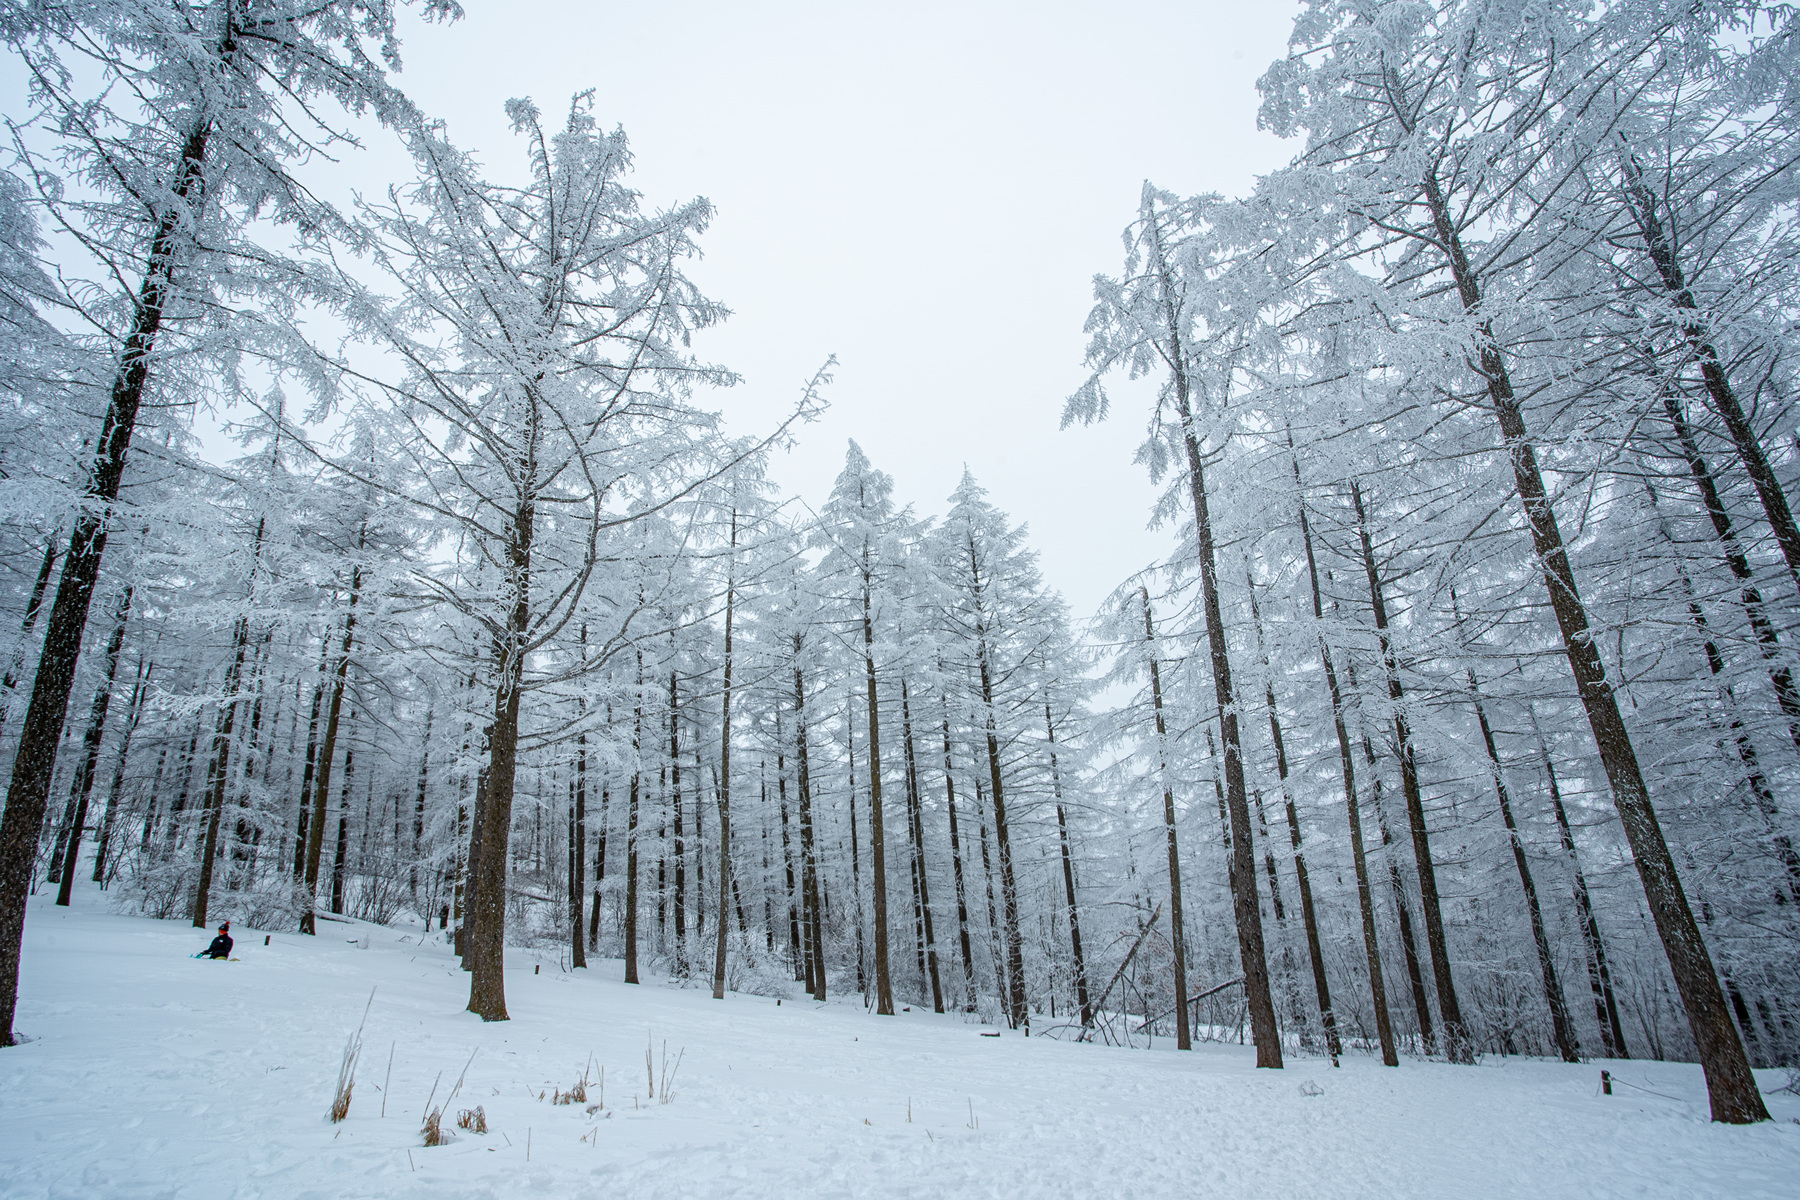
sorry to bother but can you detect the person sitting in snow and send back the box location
[202,922,233,960]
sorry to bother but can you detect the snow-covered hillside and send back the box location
[3,895,1796,1199]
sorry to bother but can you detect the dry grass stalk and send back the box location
[456,1105,488,1134]
[420,1047,480,1148]
[327,987,377,1123]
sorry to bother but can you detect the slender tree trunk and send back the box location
[0,538,57,733]
[1624,158,1800,596]
[777,739,804,984]
[901,679,943,1012]
[1044,698,1091,1028]
[1462,652,1579,1062]
[974,776,1009,1020]
[1141,588,1191,1051]
[861,569,895,1016]
[570,733,587,970]
[413,707,432,906]
[191,606,252,930]
[330,724,355,917]
[291,641,328,881]
[1350,480,1467,1062]
[794,658,824,1001]
[52,588,131,905]
[301,562,361,935]
[1295,458,1396,1067]
[1423,164,1765,1121]
[942,708,978,1011]
[624,650,644,984]
[1246,572,1339,1056]
[714,529,736,1001]
[92,655,150,886]
[669,671,687,975]
[1148,210,1278,1063]
[1528,702,1629,1059]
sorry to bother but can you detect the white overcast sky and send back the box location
[369,1,1299,617]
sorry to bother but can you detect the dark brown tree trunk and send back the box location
[1295,461,1396,1067]
[191,610,252,929]
[624,650,644,984]
[1350,480,1468,1062]
[1044,699,1091,1028]
[570,729,587,970]
[862,568,895,1016]
[669,671,687,975]
[291,642,328,881]
[714,532,736,1001]
[794,658,824,1001]
[776,738,804,983]
[53,587,131,906]
[974,776,1010,1020]
[0,115,215,1045]
[1424,165,1766,1121]
[92,656,151,886]
[413,707,431,906]
[1246,573,1339,1056]
[1529,702,1629,1059]
[301,562,361,935]
[1147,208,1279,1063]
[942,709,978,1011]
[1141,588,1191,1051]
[976,606,1028,1030]
[901,679,944,1012]
[1461,647,1579,1063]
[1624,159,1800,596]
[330,726,355,916]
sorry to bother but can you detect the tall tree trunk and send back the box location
[942,708,978,1011]
[1423,162,1765,1121]
[901,679,944,1012]
[330,721,356,916]
[467,481,535,1022]
[1295,457,1397,1067]
[794,657,824,1001]
[92,655,150,886]
[976,611,1027,1030]
[714,527,736,1001]
[624,650,644,984]
[191,608,252,930]
[776,737,804,983]
[1340,648,1437,1055]
[52,587,131,905]
[1149,210,1279,1065]
[974,776,1010,1021]
[1624,157,1800,596]
[669,670,687,975]
[0,104,218,1045]
[1141,588,1191,1051]
[1461,644,1579,1063]
[1528,701,1629,1059]
[1658,395,1800,754]
[861,566,895,1016]
[291,641,329,880]
[1350,480,1468,1062]
[1246,572,1340,1056]
[1044,697,1091,1029]
[414,706,432,907]
[301,561,362,935]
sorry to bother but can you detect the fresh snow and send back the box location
[4,894,1797,1199]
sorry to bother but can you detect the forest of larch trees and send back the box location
[1,0,1797,1138]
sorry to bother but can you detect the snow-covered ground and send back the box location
[3,893,1797,1199]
